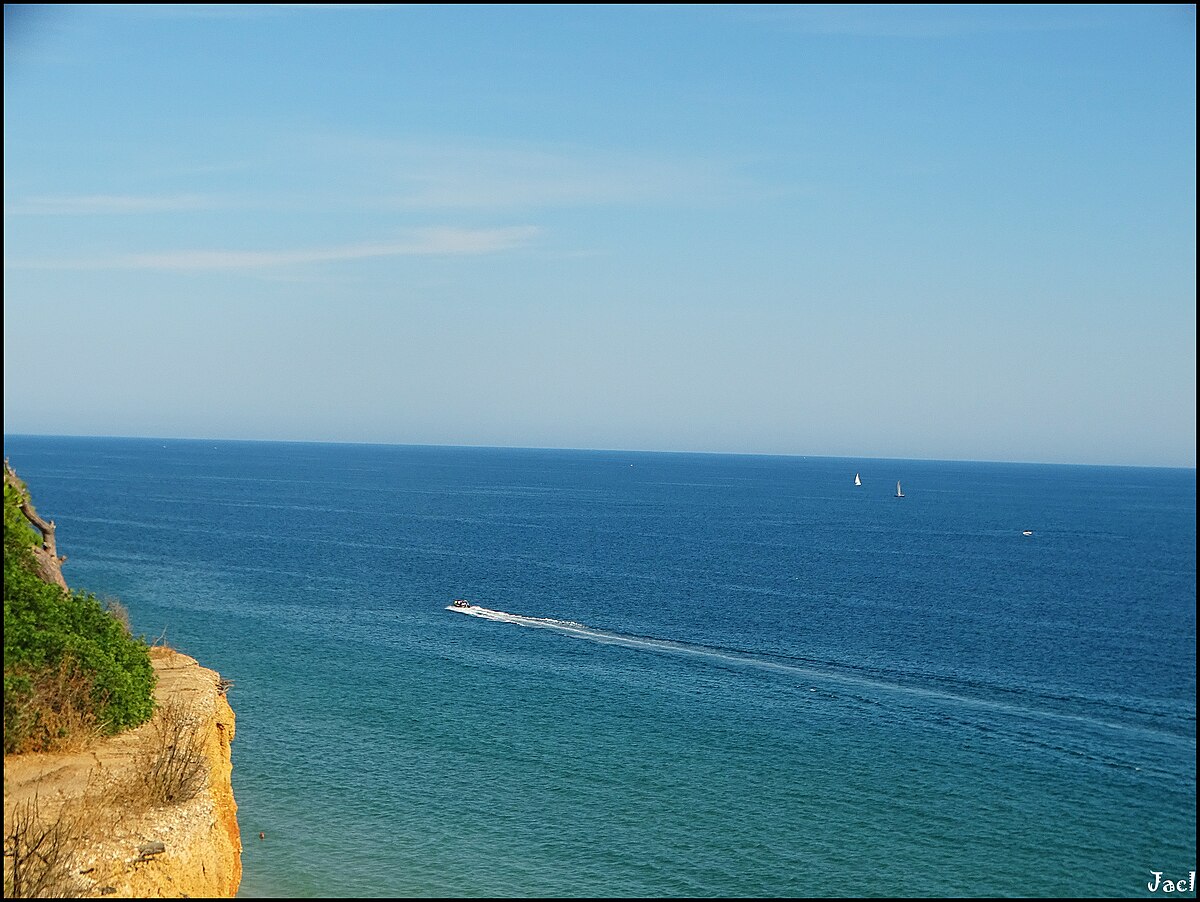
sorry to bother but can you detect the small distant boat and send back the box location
[450,599,472,608]
[1022,530,1033,536]
[854,472,861,486]
[895,480,904,498]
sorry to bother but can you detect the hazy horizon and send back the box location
[3,429,1195,471]
[4,5,1196,469]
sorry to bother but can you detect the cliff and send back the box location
[3,460,241,896]
[3,459,68,590]
[2,648,242,897]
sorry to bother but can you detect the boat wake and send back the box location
[445,603,1192,766]
[447,603,893,693]
[447,604,676,651]
[447,603,1003,705]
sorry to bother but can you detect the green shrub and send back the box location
[3,475,155,753]
[4,480,41,562]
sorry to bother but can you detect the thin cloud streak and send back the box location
[318,136,751,211]
[5,194,225,216]
[95,4,391,19]
[730,4,1107,38]
[6,226,540,271]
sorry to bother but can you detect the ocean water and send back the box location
[3,435,1195,898]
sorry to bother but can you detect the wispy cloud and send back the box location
[6,140,752,223]
[5,193,226,216]
[6,226,539,271]
[270,4,391,8]
[320,138,749,212]
[730,4,1106,38]
[96,4,391,19]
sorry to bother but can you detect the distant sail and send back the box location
[895,480,904,498]
[854,472,861,486]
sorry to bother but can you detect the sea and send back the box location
[3,435,1195,898]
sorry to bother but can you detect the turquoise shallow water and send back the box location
[3,436,1196,897]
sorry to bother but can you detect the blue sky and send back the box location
[3,4,1195,467]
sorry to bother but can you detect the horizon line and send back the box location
[3,431,1195,472]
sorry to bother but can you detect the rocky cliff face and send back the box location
[2,649,243,897]
[3,461,241,896]
[97,649,243,898]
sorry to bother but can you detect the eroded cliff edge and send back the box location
[4,458,241,896]
[3,647,242,897]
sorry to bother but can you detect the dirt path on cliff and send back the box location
[3,648,214,812]
[3,646,242,898]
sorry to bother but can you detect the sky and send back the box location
[3,4,1196,467]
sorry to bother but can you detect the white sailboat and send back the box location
[854,472,861,486]
[895,480,904,498]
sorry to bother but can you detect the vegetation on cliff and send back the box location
[3,464,239,899]
[3,465,155,754]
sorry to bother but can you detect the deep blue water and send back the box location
[3,435,1195,897]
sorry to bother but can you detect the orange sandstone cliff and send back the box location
[3,461,241,897]
[2,648,242,897]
